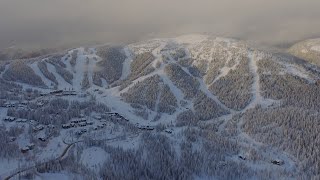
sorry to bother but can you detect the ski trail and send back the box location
[86,57,95,86]
[245,50,262,110]
[197,77,233,113]
[29,62,54,88]
[223,50,298,172]
[0,64,9,78]
[72,48,87,90]
[120,47,133,80]
[46,63,72,89]
[158,70,185,109]
[209,54,241,86]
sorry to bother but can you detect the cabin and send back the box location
[36,102,45,107]
[27,143,35,150]
[139,125,155,130]
[4,103,15,108]
[33,125,44,132]
[21,101,28,105]
[62,91,77,96]
[16,119,28,123]
[70,123,76,127]
[271,159,284,166]
[98,124,104,128]
[76,129,87,135]
[50,90,63,95]
[71,120,79,123]
[79,118,87,122]
[21,144,35,153]
[62,124,71,129]
[4,117,16,122]
[164,129,173,134]
[18,104,25,108]
[145,126,154,130]
[38,137,46,142]
[8,137,16,143]
[86,121,94,125]
[79,122,87,127]
[238,155,246,160]
[94,115,102,120]
[21,147,30,153]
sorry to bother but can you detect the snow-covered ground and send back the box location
[34,172,83,180]
[80,147,109,171]
[311,45,320,52]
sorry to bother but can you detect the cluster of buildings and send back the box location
[40,90,77,97]
[62,118,94,129]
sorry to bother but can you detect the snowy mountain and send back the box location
[289,38,320,66]
[1,34,320,179]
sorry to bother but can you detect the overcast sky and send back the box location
[0,0,320,49]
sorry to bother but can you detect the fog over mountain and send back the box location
[1,0,320,49]
[1,1,320,179]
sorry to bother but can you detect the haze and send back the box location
[1,0,320,50]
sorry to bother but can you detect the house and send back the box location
[79,118,87,122]
[62,91,77,96]
[16,119,28,123]
[33,125,45,132]
[79,122,87,127]
[18,104,25,108]
[271,159,284,166]
[21,143,35,153]
[50,90,63,95]
[4,117,16,122]
[38,137,46,142]
[27,143,35,150]
[86,121,94,125]
[238,155,246,160]
[164,129,173,134]
[145,126,154,130]
[62,124,71,129]
[21,101,28,105]
[8,137,16,143]
[21,147,30,153]
[4,103,15,108]
[76,129,87,136]
[139,125,155,130]
[98,124,104,129]
[36,102,45,107]
[94,115,102,120]
[71,120,79,123]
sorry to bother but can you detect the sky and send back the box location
[0,0,320,50]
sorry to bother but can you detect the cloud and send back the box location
[0,0,320,49]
